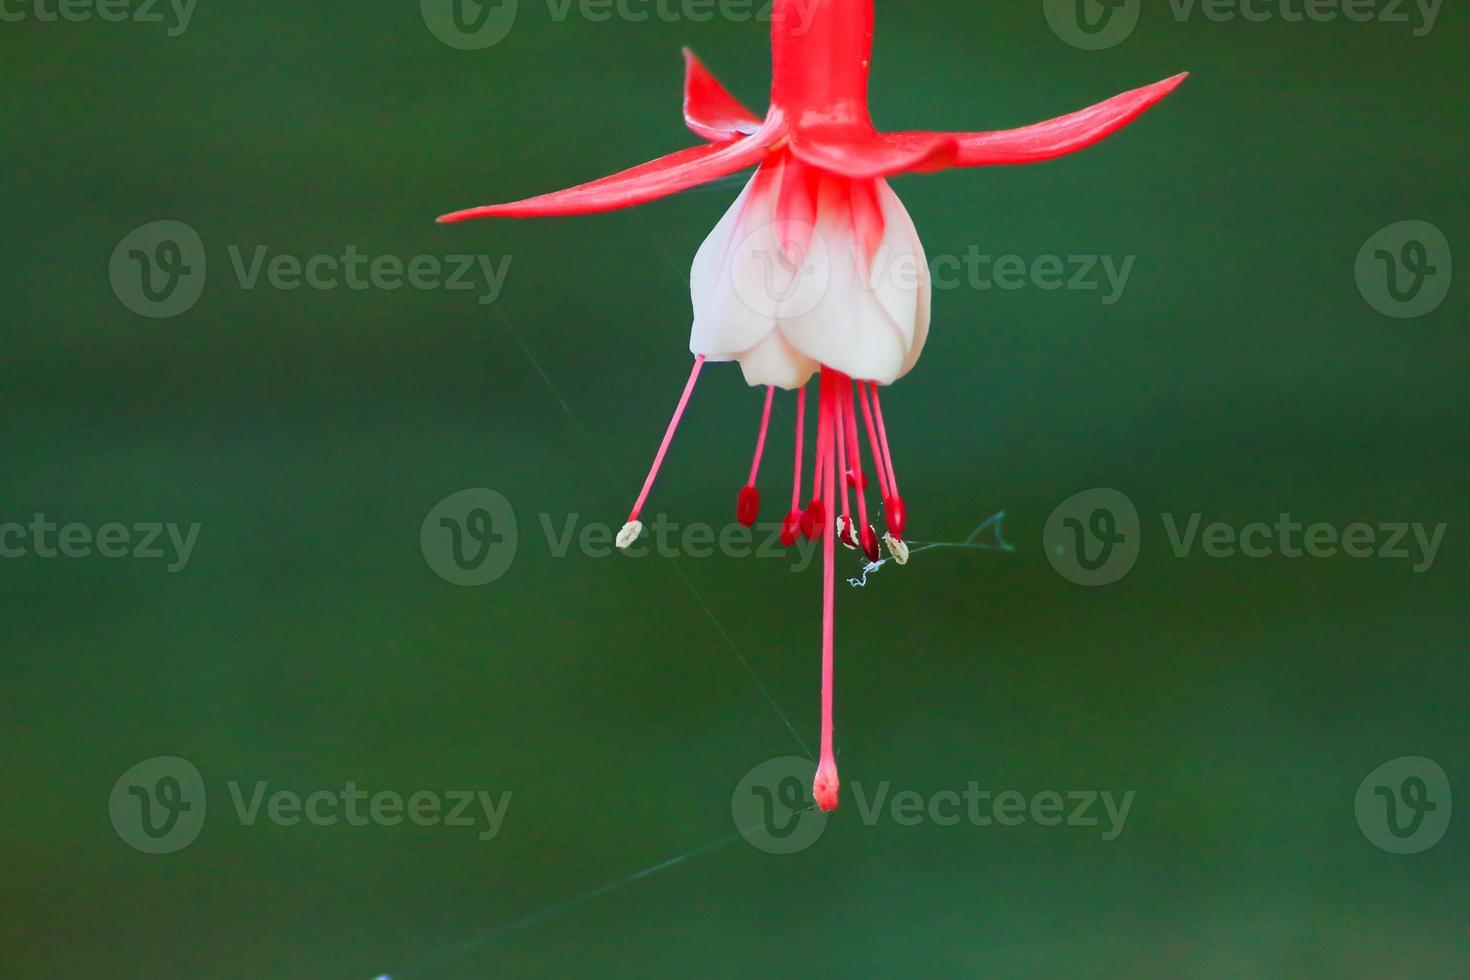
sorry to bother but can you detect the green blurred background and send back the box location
[3,0,1467,976]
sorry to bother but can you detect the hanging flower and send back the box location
[440,0,1185,813]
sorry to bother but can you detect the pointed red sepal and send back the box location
[683,48,763,143]
[437,132,776,221]
[891,72,1188,169]
[789,126,953,180]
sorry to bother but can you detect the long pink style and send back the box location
[812,368,840,811]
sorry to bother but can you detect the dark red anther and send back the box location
[780,508,802,546]
[884,494,906,537]
[860,524,880,563]
[800,498,825,540]
[838,516,858,550]
[845,468,868,490]
[737,485,760,526]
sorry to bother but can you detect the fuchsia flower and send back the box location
[441,1,1185,812]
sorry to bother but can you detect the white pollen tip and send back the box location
[616,520,643,550]
[884,532,909,565]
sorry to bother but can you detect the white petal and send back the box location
[689,170,932,386]
[736,331,819,389]
[892,183,931,381]
[776,179,926,383]
[690,170,824,360]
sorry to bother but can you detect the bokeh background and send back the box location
[3,1,1467,976]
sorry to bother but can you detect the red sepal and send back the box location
[438,131,776,221]
[892,73,1188,168]
[683,49,762,142]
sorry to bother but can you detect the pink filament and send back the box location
[834,380,852,527]
[868,380,900,496]
[746,385,775,486]
[842,379,871,539]
[789,385,806,510]
[627,356,705,522]
[808,396,825,507]
[857,380,892,501]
